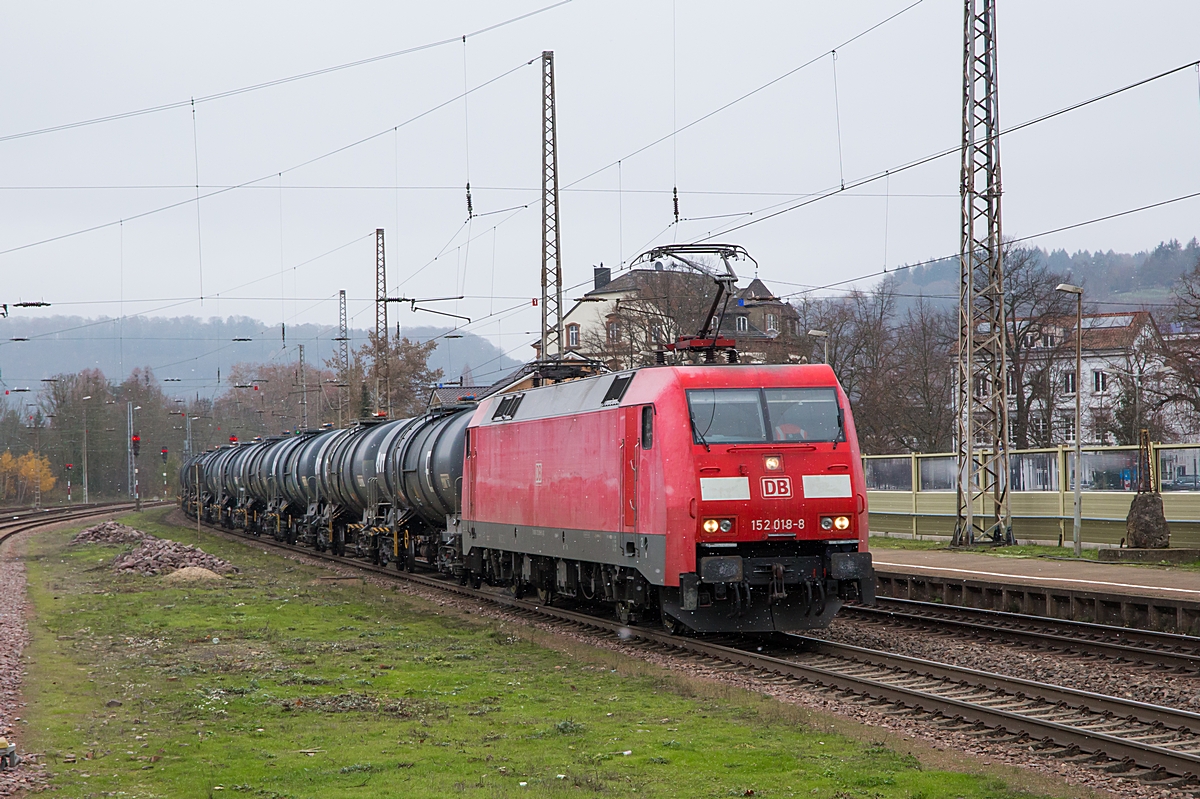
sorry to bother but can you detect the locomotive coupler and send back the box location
[768,562,788,604]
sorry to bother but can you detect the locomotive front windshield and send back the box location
[687,387,843,444]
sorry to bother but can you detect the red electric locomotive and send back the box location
[461,362,874,633]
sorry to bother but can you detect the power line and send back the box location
[564,0,927,190]
[696,57,1200,243]
[0,0,577,144]
[776,186,1200,299]
[0,59,536,259]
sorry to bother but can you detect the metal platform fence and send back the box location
[864,443,1200,547]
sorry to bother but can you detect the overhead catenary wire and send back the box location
[563,0,927,191]
[774,186,1200,300]
[0,58,537,259]
[692,56,1200,244]
[0,0,577,144]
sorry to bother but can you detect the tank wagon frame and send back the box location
[181,364,875,634]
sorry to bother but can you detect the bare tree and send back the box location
[1001,243,1077,448]
[891,299,956,452]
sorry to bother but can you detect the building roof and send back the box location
[1078,311,1155,352]
[427,385,489,406]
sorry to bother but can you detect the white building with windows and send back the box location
[1006,311,1176,445]
[539,266,801,369]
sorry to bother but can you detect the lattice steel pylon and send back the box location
[336,289,350,427]
[375,228,390,417]
[955,0,1013,546]
[539,50,564,362]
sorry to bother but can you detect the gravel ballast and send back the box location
[0,538,48,795]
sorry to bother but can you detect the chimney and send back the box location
[593,265,611,290]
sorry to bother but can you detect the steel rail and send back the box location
[845,597,1200,670]
[182,513,1200,784]
[0,501,151,547]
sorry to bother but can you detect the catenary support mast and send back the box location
[955,0,1013,546]
[539,50,564,362]
[337,289,350,427]
[375,228,390,416]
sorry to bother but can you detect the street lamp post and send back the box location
[81,395,92,504]
[807,329,829,364]
[1056,283,1084,557]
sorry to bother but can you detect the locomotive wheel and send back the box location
[512,580,525,599]
[616,601,638,626]
[471,572,482,590]
[535,584,553,606]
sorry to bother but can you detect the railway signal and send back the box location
[130,434,140,457]
[161,447,168,463]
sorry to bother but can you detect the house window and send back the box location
[972,375,989,399]
[566,324,580,349]
[606,320,620,343]
[1060,414,1076,443]
[1062,371,1076,395]
[766,314,778,332]
[735,316,749,333]
[650,324,663,344]
[1030,414,1048,442]
[1005,371,1016,396]
[1092,370,1108,393]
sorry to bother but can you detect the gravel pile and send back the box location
[71,521,149,545]
[112,538,238,576]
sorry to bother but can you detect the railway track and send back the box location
[170,511,1200,789]
[0,501,148,547]
[842,597,1200,672]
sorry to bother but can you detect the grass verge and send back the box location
[16,508,1073,798]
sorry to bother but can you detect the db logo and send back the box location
[761,476,792,499]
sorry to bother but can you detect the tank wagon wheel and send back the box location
[615,601,639,626]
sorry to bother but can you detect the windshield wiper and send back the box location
[689,414,711,452]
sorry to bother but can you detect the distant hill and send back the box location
[880,239,1199,313]
[0,314,523,391]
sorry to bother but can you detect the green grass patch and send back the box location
[18,508,1057,798]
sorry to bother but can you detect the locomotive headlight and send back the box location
[719,519,733,533]
[703,519,720,534]
[833,515,851,531]
[820,516,834,531]
[763,455,782,472]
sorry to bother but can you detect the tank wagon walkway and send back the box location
[872,548,1200,634]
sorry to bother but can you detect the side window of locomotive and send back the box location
[764,387,843,442]
[686,389,768,444]
[641,405,654,450]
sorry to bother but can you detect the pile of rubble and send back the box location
[112,538,238,577]
[70,521,149,545]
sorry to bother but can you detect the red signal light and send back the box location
[229,435,238,444]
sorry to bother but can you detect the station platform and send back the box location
[870,547,1200,635]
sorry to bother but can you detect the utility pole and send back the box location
[954,0,1012,547]
[336,288,350,427]
[539,50,564,365]
[298,343,309,429]
[375,228,390,416]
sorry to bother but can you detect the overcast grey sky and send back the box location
[2,1,1200,367]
